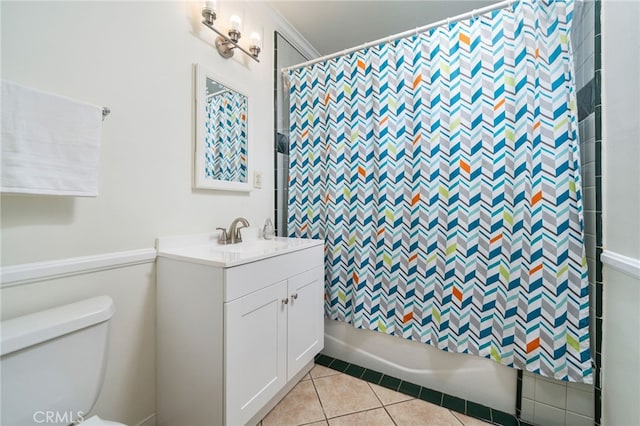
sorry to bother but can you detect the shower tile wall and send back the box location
[274,32,307,236]
[519,1,600,425]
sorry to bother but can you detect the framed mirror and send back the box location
[194,63,251,191]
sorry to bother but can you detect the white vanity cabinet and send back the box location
[225,266,323,425]
[156,236,324,426]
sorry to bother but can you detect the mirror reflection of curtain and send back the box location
[205,91,247,182]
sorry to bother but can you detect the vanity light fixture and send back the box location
[201,2,260,62]
[249,32,261,58]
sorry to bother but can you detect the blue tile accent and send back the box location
[467,401,493,422]
[593,17,603,409]
[443,394,466,413]
[491,409,519,426]
[577,78,596,121]
[516,369,523,417]
[379,374,402,391]
[329,358,349,372]
[361,369,384,384]
[314,353,333,367]
[419,387,443,405]
[344,364,365,379]
[398,381,421,398]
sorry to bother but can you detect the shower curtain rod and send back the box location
[281,0,517,73]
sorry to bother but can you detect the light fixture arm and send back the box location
[201,19,260,62]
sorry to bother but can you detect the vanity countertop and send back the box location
[156,233,323,268]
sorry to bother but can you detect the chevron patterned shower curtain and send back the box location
[205,91,247,182]
[287,0,592,382]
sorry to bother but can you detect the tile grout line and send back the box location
[366,381,399,426]
[323,406,398,424]
[450,410,467,426]
[308,368,330,425]
[316,370,392,423]
[461,399,468,425]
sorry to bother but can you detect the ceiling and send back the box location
[268,0,497,57]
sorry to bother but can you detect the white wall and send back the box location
[1,1,277,265]
[601,0,640,425]
[0,2,315,425]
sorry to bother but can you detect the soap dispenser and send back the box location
[263,217,275,240]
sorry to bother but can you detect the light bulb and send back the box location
[204,0,215,11]
[250,32,262,48]
[202,0,216,25]
[230,15,241,32]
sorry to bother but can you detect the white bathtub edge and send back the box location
[322,319,517,414]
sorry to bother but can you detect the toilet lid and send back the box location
[81,415,126,426]
[81,416,107,425]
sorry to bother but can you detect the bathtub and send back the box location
[322,319,517,414]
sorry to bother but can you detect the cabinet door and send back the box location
[287,267,325,379]
[225,280,288,426]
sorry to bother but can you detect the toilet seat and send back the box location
[80,415,126,426]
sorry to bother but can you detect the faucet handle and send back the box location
[235,225,248,243]
[216,227,228,244]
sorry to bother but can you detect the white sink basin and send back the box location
[210,239,288,254]
[156,234,323,268]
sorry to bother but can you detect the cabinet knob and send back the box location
[291,293,298,300]
[282,298,289,305]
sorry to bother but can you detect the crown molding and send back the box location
[263,2,320,61]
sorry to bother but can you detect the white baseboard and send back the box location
[0,248,157,288]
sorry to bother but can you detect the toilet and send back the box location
[1,296,126,426]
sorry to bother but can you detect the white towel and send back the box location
[1,80,103,196]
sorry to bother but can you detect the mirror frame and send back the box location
[194,63,251,192]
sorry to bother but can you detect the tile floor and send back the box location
[259,364,492,426]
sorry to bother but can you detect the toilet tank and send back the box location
[1,296,114,426]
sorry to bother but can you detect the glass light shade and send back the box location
[230,15,241,32]
[204,0,216,11]
[250,32,262,48]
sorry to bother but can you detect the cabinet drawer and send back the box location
[224,245,323,302]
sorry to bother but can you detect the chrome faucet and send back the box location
[217,217,250,244]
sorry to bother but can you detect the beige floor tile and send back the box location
[314,373,382,418]
[385,399,464,426]
[301,373,312,381]
[304,422,329,426]
[451,411,492,425]
[262,380,325,426]
[310,364,341,379]
[328,408,395,426]
[368,382,414,405]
